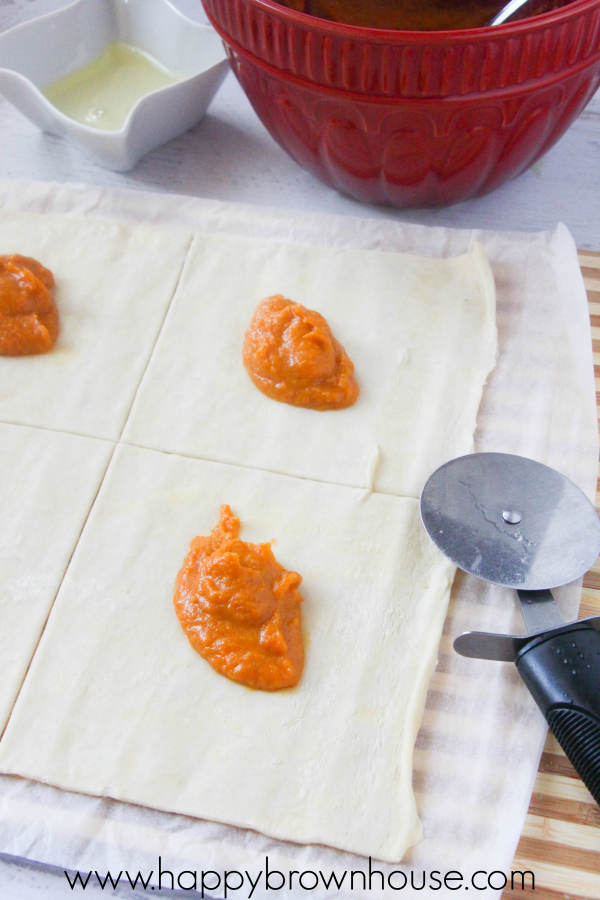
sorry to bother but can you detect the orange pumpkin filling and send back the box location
[243,294,359,411]
[0,255,59,356]
[173,505,304,691]
[274,0,525,31]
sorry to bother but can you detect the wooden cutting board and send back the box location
[502,250,600,900]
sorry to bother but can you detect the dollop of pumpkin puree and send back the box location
[0,255,59,356]
[173,505,304,690]
[243,294,359,410]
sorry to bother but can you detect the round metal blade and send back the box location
[420,453,600,590]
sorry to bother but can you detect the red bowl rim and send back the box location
[237,0,600,41]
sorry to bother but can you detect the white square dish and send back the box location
[0,0,229,171]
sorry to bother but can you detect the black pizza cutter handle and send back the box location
[515,623,600,804]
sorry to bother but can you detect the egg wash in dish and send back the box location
[0,210,497,862]
[43,43,183,131]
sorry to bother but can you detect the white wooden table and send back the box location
[0,0,598,896]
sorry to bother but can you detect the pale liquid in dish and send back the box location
[43,43,182,131]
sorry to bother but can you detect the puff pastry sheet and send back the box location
[0,444,456,862]
[0,423,113,733]
[0,211,191,440]
[123,234,497,498]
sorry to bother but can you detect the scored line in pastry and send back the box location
[123,232,496,499]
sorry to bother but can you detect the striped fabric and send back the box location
[505,250,600,900]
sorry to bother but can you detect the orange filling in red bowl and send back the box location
[274,0,568,30]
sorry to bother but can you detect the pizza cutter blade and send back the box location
[420,453,600,806]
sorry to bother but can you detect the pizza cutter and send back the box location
[420,453,600,805]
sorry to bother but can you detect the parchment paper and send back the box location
[0,177,596,899]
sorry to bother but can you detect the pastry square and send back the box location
[0,443,455,862]
[0,422,113,732]
[123,234,496,498]
[0,211,191,440]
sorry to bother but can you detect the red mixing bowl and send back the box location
[201,0,600,207]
